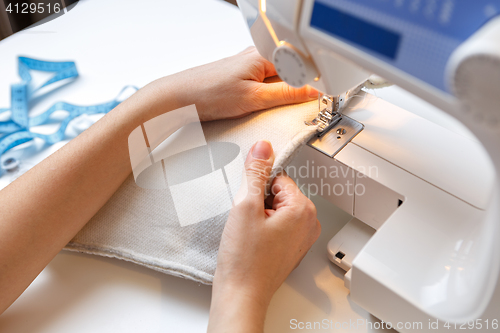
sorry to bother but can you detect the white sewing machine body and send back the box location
[238,0,500,329]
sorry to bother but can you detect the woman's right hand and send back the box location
[208,140,321,333]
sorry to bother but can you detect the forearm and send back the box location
[208,283,270,333]
[0,76,186,313]
[0,46,317,318]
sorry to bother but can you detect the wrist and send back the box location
[208,278,271,333]
[115,74,193,126]
[142,75,189,118]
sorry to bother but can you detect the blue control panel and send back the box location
[310,0,500,93]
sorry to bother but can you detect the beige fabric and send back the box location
[64,101,319,284]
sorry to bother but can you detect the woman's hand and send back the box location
[150,47,318,121]
[0,48,317,315]
[208,140,321,333]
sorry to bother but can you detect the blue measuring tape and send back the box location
[0,57,137,157]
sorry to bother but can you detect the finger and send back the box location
[264,193,275,208]
[235,140,275,207]
[261,57,278,78]
[263,75,282,84]
[269,173,304,210]
[246,47,277,78]
[315,219,322,241]
[293,249,309,270]
[256,81,319,109]
[239,46,278,79]
[264,209,276,217]
[293,219,321,270]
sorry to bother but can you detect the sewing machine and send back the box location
[238,0,500,330]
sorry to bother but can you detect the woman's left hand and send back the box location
[149,46,318,121]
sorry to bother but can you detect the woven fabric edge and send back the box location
[64,242,214,285]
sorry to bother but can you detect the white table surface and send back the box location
[0,0,474,332]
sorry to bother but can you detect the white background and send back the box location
[0,0,474,332]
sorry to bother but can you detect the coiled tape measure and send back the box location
[0,57,137,171]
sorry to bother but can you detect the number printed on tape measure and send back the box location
[5,2,61,14]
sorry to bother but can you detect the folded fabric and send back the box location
[65,101,319,284]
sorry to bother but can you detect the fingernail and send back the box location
[252,140,272,160]
[308,86,319,98]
